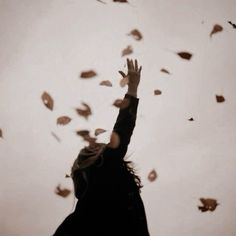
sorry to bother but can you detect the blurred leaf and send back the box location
[120,76,129,87]
[154,89,162,95]
[55,184,71,198]
[108,131,120,148]
[76,102,92,119]
[51,132,61,142]
[128,29,143,41]
[228,21,236,29]
[198,198,219,212]
[210,24,223,37]
[188,117,194,121]
[94,128,106,136]
[0,129,3,138]
[216,95,225,103]
[177,52,193,60]
[99,80,113,87]
[41,91,54,111]
[97,0,106,3]
[65,174,71,178]
[76,129,97,145]
[148,169,157,182]
[113,98,130,109]
[122,45,133,57]
[160,68,170,74]
[57,116,72,125]
[113,0,128,2]
[80,70,97,79]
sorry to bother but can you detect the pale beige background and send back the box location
[1,0,236,235]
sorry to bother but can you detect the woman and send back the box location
[53,59,150,236]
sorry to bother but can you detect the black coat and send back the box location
[53,94,150,236]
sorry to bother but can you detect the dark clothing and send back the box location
[53,94,150,236]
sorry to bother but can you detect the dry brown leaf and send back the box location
[120,76,129,87]
[198,198,219,212]
[160,68,170,74]
[51,132,61,142]
[154,89,162,95]
[76,102,92,119]
[148,169,157,182]
[99,80,113,87]
[80,70,97,79]
[108,131,120,148]
[0,129,3,138]
[94,128,106,136]
[57,116,72,125]
[122,45,133,57]
[113,98,130,109]
[210,24,223,37]
[55,184,71,198]
[177,52,193,60]
[128,29,143,41]
[113,0,128,2]
[41,92,54,111]
[216,95,225,103]
[228,21,236,29]
[76,129,97,145]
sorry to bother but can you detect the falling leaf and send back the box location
[188,117,194,121]
[55,184,71,198]
[198,198,219,212]
[210,24,223,37]
[80,70,97,79]
[177,52,193,60]
[148,169,157,182]
[113,98,130,109]
[76,129,97,145]
[128,29,143,41]
[57,116,72,125]
[113,0,128,2]
[122,45,133,57]
[41,92,54,111]
[216,95,225,103]
[94,128,106,136]
[76,102,92,119]
[108,131,120,148]
[0,129,3,138]
[97,0,106,4]
[160,68,170,74]
[51,132,61,142]
[65,174,71,178]
[228,21,236,29]
[120,76,129,87]
[99,80,113,87]
[154,89,162,95]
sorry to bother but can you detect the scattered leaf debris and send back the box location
[128,29,143,41]
[154,89,162,95]
[108,131,120,148]
[41,92,54,111]
[148,169,157,182]
[177,51,193,60]
[99,80,113,87]
[76,102,92,119]
[122,45,133,57]
[57,116,72,125]
[76,129,97,145]
[216,95,225,103]
[198,198,219,212]
[113,98,130,109]
[210,24,223,37]
[55,184,71,198]
[95,128,106,136]
[80,70,97,79]
[160,68,170,74]
[228,21,236,29]
[51,132,61,142]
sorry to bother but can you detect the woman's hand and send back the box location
[119,59,142,97]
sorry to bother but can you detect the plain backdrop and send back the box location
[0,0,236,235]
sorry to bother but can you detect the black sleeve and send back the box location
[106,93,139,159]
